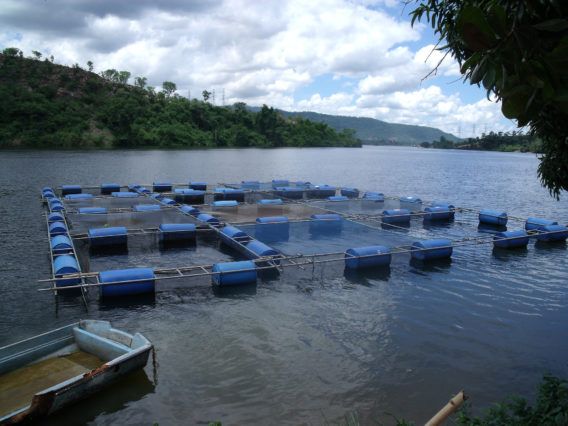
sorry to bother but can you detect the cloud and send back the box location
[0,0,514,135]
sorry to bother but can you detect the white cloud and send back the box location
[0,0,514,136]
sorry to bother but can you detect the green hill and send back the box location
[0,51,360,149]
[277,110,461,144]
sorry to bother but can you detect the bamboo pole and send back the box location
[425,391,467,426]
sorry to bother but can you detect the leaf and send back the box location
[533,19,568,32]
[482,66,496,90]
[461,23,492,51]
[502,91,529,119]
[457,6,496,50]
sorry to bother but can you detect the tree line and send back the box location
[0,48,361,149]
[420,132,541,153]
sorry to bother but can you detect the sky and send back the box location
[0,0,517,138]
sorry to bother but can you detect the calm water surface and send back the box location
[0,146,566,424]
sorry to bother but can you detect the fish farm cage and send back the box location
[39,180,568,306]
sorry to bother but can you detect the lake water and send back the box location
[0,146,566,424]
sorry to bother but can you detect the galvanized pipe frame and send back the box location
[40,182,567,297]
[37,226,566,293]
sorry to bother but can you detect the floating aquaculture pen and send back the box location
[38,180,567,304]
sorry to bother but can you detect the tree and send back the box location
[2,47,22,57]
[233,101,247,112]
[202,90,211,102]
[118,71,131,85]
[162,81,177,97]
[410,0,568,198]
[134,76,147,89]
[87,61,93,72]
[32,50,42,60]
[100,69,119,81]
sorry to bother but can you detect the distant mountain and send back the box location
[276,110,461,145]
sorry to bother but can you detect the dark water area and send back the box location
[0,146,566,424]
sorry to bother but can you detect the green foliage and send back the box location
[162,81,176,97]
[0,53,360,149]
[424,131,541,152]
[2,47,22,57]
[455,375,568,425]
[409,0,568,197]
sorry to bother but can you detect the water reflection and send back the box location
[343,266,391,284]
[44,370,155,425]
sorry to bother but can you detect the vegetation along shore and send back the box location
[0,49,361,149]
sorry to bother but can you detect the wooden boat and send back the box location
[0,320,153,424]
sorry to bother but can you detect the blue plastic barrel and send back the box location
[173,189,205,204]
[256,216,289,223]
[423,206,452,221]
[345,245,391,269]
[432,202,455,210]
[49,221,67,236]
[53,255,80,286]
[535,224,568,242]
[153,181,172,192]
[328,196,349,201]
[411,239,453,260]
[50,202,65,212]
[309,214,342,235]
[181,205,200,216]
[296,181,311,187]
[78,207,107,214]
[382,209,411,224]
[400,196,421,203]
[258,199,283,205]
[272,179,289,188]
[307,185,336,198]
[479,210,508,226]
[51,235,73,251]
[245,240,280,258]
[311,214,342,221]
[47,212,64,222]
[363,191,384,200]
[129,184,141,191]
[341,187,359,198]
[525,218,558,231]
[42,191,55,199]
[242,180,260,189]
[133,204,162,212]
[101,184,121,194]
[48,197,62,206]
[220,226,251,247]
[112,192,139,198]
[42,186,53,193]
[493,230,529,249]
[212,200,238,207]
[151,193,163,199]
[189,182,207,190]
[88,227,127,247]
[212,260,257,286]
[280,187,304,199]
[196,213,220,225]
[99,268,155,297]
[159,223,196,241]
[160,198,177,205]
[61,185,82,195]
[65,193,93,200]
[431,202,455,219]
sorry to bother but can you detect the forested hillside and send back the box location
[277,110,461,144]
[0,51,361,149]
